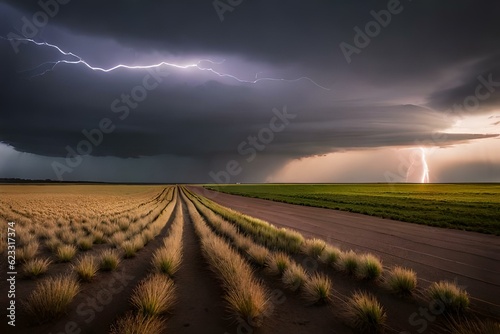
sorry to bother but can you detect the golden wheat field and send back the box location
[0,185,173,259]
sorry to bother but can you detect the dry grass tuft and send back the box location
[141,229,155,245]
[427,281,469,312]
[109,312,166,334]
[225,283,269,327]
[16,242,39,263]
[77,236,94,251]
[23,275,80,324]
[121,238,144,258]
[338,250,361,276]
[117,217,130,232]
[246,244,270,266]
[320,245,342,266]
[73,254,99,282]
[277,228,305,253]
[266,252,292,276]
[151,246,181,277]
[302,238,327,258]
[99,248,121,271]
[302,272,332,304]
[357,254,383,280]
[92,230,106,244]
[385,266,417,296]
[345,291,387,333]
[233,235,251,252]
[46,238,62,252]
[282,262,309,291]
[56,244,77,262]
[131,274,176,316]
[23,258,51,278]
[109,232,126,248]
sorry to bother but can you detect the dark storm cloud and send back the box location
[4,0,500,83]
[425,54,500,113]
[1,0,499,182]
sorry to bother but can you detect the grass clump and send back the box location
[427,281,469,312]
[56,244,77,262]
[141,229,154,245]
[92,230,106,244]
[282,262,308,291]
[151,246,181,277]
[233,235,251,252]
[58,229,75,244]
[246,244,269,266]
[99,249,121,271]
[16,242,39,263]
[109,232,126,248]
[225,282,269,327]
[302,272,332,304]
[357,254,383,280]
[278,228,305,253]
[338,250,361,276]
[23,275,80,324]
[385,266,417,296]
[23,258,51,278]
[73,255,99,282]
[77,237,94,251]
[46,238,62,252]
[320,245,342,266]
[109,313,166,334]
[302,238,326,258]
[117,217,130,232]
[121,238,144,258]
[131,274,176,316]
[345,291,387,333]
[266,252,292,276]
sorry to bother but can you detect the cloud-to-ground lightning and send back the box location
[419,147,430,183]
[1,36,330,90]
[405,147,430,183]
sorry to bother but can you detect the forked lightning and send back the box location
[1,36,330,90]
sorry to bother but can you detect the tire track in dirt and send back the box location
[166,191,235,333]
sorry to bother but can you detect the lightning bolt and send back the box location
[1,36,330,90]
[419,147,430,183]
[405,158,415,183]
[405,147,430,183]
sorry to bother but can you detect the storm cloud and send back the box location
[0,0,499,182]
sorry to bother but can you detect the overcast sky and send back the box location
[0,0,499,183]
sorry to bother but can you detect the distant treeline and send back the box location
[0,178,181,185]
[0,178,98,184]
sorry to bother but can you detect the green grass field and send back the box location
[204,184,500,235]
